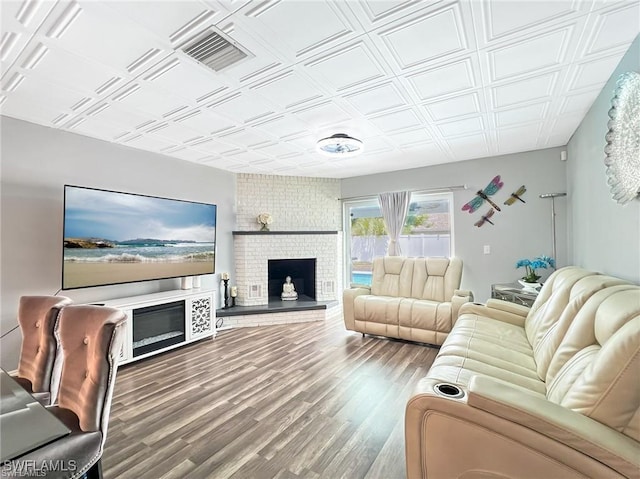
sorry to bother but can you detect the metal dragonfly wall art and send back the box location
[462,175,504,213]
[474,208,495,227]
[504,185,527,205]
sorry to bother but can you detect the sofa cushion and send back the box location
[428,355,547,394]
[544,286,640,440]
[438,335,538,377]
[371,256,414,297]
[452,316,534,354]
[526,269,629,381]
[411,257,462,302]
[353,295,403,324]
[398,299,451,331]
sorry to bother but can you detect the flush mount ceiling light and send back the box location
[316,133,364,158]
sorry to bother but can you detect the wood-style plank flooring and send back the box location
[103,315,438,479]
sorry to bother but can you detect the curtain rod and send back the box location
[339,184,468,201]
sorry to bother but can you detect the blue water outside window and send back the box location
[344,193,454,288]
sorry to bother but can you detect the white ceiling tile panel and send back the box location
[280,132,318,151]
[103,2,216,41]
[252,115,308,138]
[0,95,68,126]
[582,2,640,55]
[69,115,126,140]
[243,0,357,57]
[226,150,268,163]
[437,116,485,138]
[378,4,468,70]
[344,82,408,116]
[219,128,272,148]
[0,30,24,69]
[293,101,351,127]
[492,72,558,108]
[494,103,549,127]
[558,90,599,115]
[488,27,571,81]
[568,53,624,90]
[253,142,304,158]
[207,92,275,123]
[357,0,421,24]
[49,2,170,70]
[1,2,58,67]
[251,70,324,109]
[546,111,584,142]
[304,41,388,91]
[3,74,85,114]
[163,147,208,162]
[424,92,482,121]
[358,136,394,154]
[190,139,241,156]
[114,84,187,117]
[480,0,581,42]
[406,59,475,101]
[171,109,235,135]
[497,123,543,153]
[396,143,448,164]
[121,133,176,151]
[199,156,223,165]
[145,57,228,102]
[447,133,490,159]
[150,122,204,143]
[387,128,432,147]
[232,58,282,85]
[369,108,422,133]
[1,0,56,32]
[87,102,153,130]
[28,47,119,96]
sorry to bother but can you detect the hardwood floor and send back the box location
[103,315,438,479]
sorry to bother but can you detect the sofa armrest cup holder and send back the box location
[434,383,465,399]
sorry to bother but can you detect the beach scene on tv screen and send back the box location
[63,187,216,289]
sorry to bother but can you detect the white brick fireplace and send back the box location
[233,231,342,307]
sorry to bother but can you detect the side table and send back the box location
[491,282,539,307]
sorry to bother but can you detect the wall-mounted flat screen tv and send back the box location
[62,185,216,290]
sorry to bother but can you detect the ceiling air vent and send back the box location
[181,29,250,72]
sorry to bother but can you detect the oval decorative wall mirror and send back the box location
[604,71,640,205]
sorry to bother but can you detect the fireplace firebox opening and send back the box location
[268,258,316,301]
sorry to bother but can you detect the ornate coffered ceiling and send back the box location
[1,0,638,178]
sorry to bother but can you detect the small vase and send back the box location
[260,224,270,232]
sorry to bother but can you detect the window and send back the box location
[344,193,454,286]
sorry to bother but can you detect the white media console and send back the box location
[102,289,216,365]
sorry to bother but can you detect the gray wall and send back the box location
[341,148,568,301]
[567,35,640,282]
[0,116,236,370]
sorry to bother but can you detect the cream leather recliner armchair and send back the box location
[343,256,473,346]
[405,266,640,478]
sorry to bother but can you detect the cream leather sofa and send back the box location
[343,256,473,346]
[405,266,640,479]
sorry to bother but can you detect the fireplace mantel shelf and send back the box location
[232,230,338,235]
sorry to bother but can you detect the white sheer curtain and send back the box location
[378,191,411,256]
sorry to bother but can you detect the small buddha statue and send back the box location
[281,275,298,301]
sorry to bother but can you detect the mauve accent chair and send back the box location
[13,295,73,405]
[7,304,127,479]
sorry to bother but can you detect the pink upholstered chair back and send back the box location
[17,295,72,393]
[51,304,126,446]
